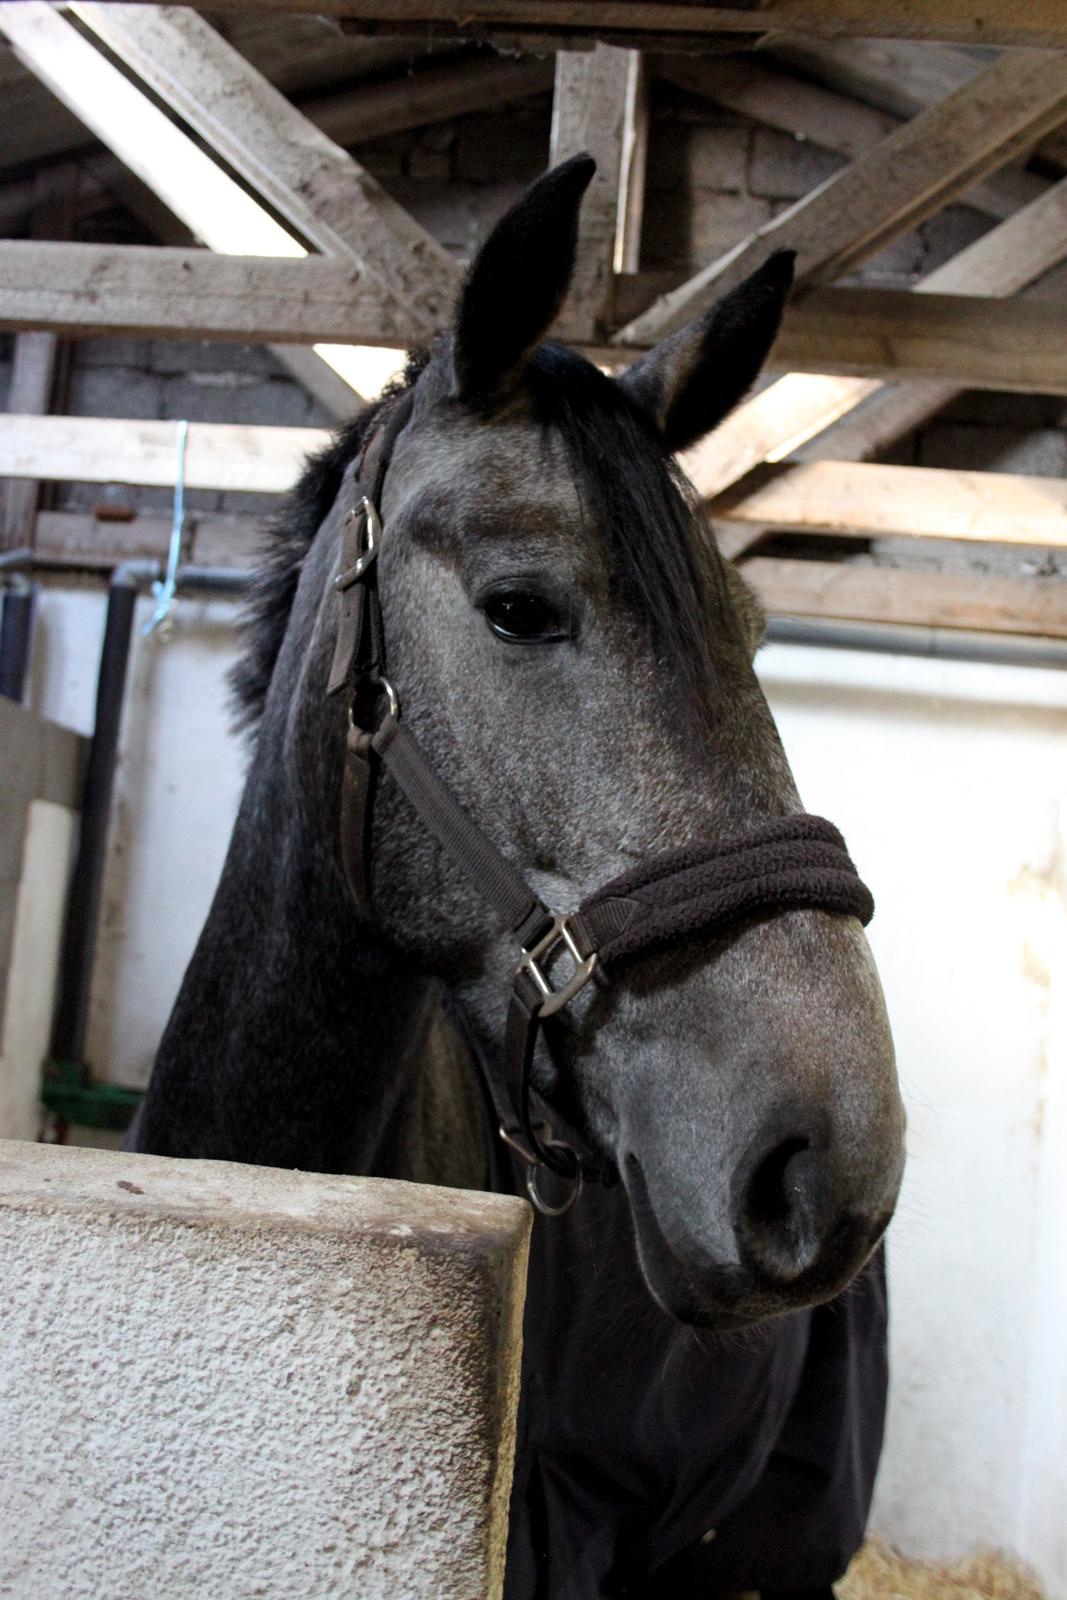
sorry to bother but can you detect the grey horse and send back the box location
[130,155,904,1598]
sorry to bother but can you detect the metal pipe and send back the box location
[0,580,37,702]
[764,617,1067,671]
[49,561,249,1066]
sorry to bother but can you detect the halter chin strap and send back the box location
[327,396,874,1216]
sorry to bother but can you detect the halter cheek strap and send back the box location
[327,397,874,1217]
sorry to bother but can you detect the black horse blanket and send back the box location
[505,1169,888,1599]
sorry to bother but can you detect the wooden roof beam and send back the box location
[680,170,1067,498]
[13,246,1067,399]
[712,460,1067,549]
[49,3,1067,51]
[550,44,647,336]
[653,55,1046,224]
[741,557,1067,640]
[617,50,1067,346]
[70,2,462,336]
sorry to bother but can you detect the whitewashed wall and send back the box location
[20,582,1067,1595]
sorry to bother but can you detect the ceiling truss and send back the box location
[0,1,1065,643]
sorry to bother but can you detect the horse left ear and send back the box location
[618,251,795,454]
[452,153,597,407]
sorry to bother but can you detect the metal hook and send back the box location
[143,419,189,639]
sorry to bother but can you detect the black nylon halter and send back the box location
[326,394,874,1215]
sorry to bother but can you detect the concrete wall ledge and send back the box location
[0,1140,531,1600]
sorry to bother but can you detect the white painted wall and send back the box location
[17,583,1067,1594]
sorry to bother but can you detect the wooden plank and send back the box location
[0,3,374,411]
[550,44,642,336]
[310,54,552,147]
[712,461,1067,549]
[654,55,1045,224]
[0,167,77,555]
[770,289,1067,395]
[741,556,1067,640]
[0,244,414,346]
[682,174,1067,497]
[13,248,1067,399]
[0,416,327,496]
[617,51,1067,346]
[71,3,462,337]
[32,509,262,570]
[58,3,1067,49]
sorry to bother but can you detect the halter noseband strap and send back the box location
[327,396,874,1216]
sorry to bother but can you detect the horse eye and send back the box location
[483,590,569,644]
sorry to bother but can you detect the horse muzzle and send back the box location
[622,1120,904,1330]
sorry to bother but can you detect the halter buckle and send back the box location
[518,915,597,1018]
[333,497,381,590]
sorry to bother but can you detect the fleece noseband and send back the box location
[326,393,873,1216]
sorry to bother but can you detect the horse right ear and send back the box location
[451,153,596,408]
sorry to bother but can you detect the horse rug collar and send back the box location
[326,394,874,1216]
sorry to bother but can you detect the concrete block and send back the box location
[0,1142,531,1600]
[149,340,282,378]
[67,364,163,422]
[161,373,310,428]
[648,123,749,195]
[642,188,773,271]
[76,337,153,370]
[0,801,77,1140]
[749,128,844,199]
[918,423,1067,477]
[919,206,991,274]
[453,109,549,184]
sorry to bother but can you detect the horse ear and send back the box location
[619,251,795,454]
[452,152,596,406]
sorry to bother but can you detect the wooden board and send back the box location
[712,461,1067,549]
[72,2,462,336]
[0,244,412,346]
[617,50,1067,344]
[550,44,642,335]
[741,556,1067,638]
[655,55,1044,224]
[64,2,1067,49]
[0,416,327,495]
[682,174,1067,497]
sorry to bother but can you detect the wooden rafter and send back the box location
[654,55,1045,224]
[0,416,325,496]
[70,2,462,336]
[617,51,1067,345]
[12,246,1067,401]
[550,44,646,334]
[0,2,370,412]
[683,175,1067,497]
[53,2,1067,50]
[740,558,1067,641]
[712,461,1067,550]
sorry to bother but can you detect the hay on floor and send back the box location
[841,1538,1046,1600]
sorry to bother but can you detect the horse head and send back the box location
[300,156,904,1329]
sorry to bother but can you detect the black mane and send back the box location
[232,344,728,736]
[527,343,729,721]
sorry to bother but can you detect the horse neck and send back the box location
[135,722,490,1187]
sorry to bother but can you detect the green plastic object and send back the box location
[40,1059,143,1131]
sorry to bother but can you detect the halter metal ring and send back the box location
[518,914,597,1018]
[500,1124,584,1217]
[333,497,381,590]
[526,1145,583,1217]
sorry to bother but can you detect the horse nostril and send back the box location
[735,1133,823,1282]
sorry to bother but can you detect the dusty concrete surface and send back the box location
[0,1140,531,1600]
